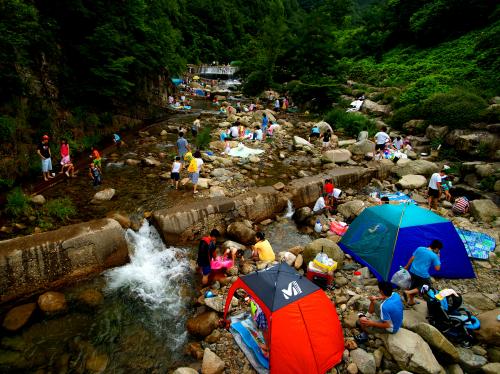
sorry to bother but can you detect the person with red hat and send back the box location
[37,135,53,181]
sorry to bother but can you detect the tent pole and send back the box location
[389,203,408,281]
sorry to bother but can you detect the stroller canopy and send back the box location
[223,263,344,373]
[339,204,475,281]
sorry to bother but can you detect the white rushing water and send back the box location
[105,221,191,349]
[284,199,295,218]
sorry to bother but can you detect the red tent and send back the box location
[223,263,344,373]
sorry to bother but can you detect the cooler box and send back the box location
[306,262,334,289]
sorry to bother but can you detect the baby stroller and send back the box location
[421,286,480,347]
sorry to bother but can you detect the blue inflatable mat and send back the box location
[380,191,416,204]
[456,228,496,260]
[230,313,269,373]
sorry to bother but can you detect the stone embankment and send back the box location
[0,218,128,304]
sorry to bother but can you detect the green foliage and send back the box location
[44,198,76,222]
[398,75,451,106]
[287,79,341,111]
[388,104,421,129]
[0,115,17,141]
[324,108,377,137]
[195,127,212,150]
[421,89,488,128]
[479,176,497,192]
[5,187,31,218]
[480,105,500,124]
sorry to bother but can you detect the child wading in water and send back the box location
[89,163,102,187]
[170,156,182,189]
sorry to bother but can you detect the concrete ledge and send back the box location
[0,218,128,304]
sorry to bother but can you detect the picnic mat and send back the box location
[455,228,496,260]
[230,312,269,374]
[380,191,416,204]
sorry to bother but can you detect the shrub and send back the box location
[44,198,76,222]
[479,176,497,192]
[421,89,488,128]
[0,115,16,141]
[195,127,212,150]
[398,75,451,106]
[242,71,269,97]
[480,104,500,124]
[388,104,421,129]
[287,79,340,111]
[324,108,377,137]
[5,188,31,218]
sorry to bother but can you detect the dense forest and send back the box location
[0,0,499,186]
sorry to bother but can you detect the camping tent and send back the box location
[223,263,344,373]
[339,204,475,281]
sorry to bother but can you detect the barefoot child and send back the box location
[89,163,102,187]
[170,156,182,189]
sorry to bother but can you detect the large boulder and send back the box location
[252,109,276,123]
[201,348,225,374]
[349,139,375,155]
[382,328,443,374]
[483,363,500,374]
[445,130,498,156]
[362,99,391,116]
[426,125,449,140]
[186,311,219,338]
[470,200,500,223]
[226,222,256,245]
[303,238,344,268]
[293,207,312,224]
[38,291,67,314]
[403,120,426,134]
[396,175,427,189]
[92,188,116,202]
[456,347,487,371]
[2,303,36,331]
[30,195,46,205]
[475,308,500,345]
[350,348,376,374]
[414,323,459,364]
[462,292,497,311]
[293,136,312,147]
[322,149,352,164]
[338,200,366,220]
[141,157,161,167]
[393,160,439,177]
[173,368,198,374]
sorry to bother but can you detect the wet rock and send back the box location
[462,292,497,311]
[92,188,116,202]
[445,364,463,374]
[227,222,256,244]
[347,362,358,374]
[106,212,131,229]
[38,291,67,314]
[322,149,352,164]
[205,329,221,344]
[85,352,108,373]
[483,363,500,374]
[77,289,104,307]
[126,159,141,166]
[202,348,225,374]
[338,200,365,220]
[470,200,500,223]
[204,296,237,313]
[173,367,198,374]
[278,251,296,266]
[349,139,375,155]
[186,311,219,338]
[273,182,285,191]
[209,186,226,198]
[303,238,344,268]
[414,323,459,363]
[221,240,246,251]
[475,308,500,345]
[185,342,204,360]
[142,157,161,167]
[456,347,487,371]
[293,207,312,224]
[393,160,439,177]
[350,348,376,374]
[382,328,443,374]
[293,136,312,147]
[396,175,427,189]
[30,195,46,205]
[2,303,36,331]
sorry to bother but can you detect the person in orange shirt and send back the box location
[91,146,102,167]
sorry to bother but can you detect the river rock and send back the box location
[221,240,246,251]
[227,222,256,244]
[278,251,296,266]
[202,348,225,374]
[2,303,36,331]
[294,254,303,269]
[273,182,285,191]
[402,303,428,330]
[142,157,161,167]
[382,328,443,374]
[414,323,459,363]
[475,308,500,345]
[338,200,365,220]
[85,352,108,373]
[462,292,497,311]
[393,160,439,177]
[470,200,500,223]
[403,119,426,134]
[349,139,375,155]
[38,291,67,314]
[362,99,391,116]
[92,188,116,202]
[426,125,449,140]
[475,163,495,178]
[322,149,352,164]
[30,195,46,205]
[204,295,237,313]
[241,261,256,275]
[303,238,344,268]
[209,186,226,197]
[293,136,312,148]
[186,311,219,338]
[77,289,104,307]
[396,175,427,189]
[293,207,312,224]
[483,363,500,374]
[456,347,487,371]
[288,246,304,256]
[173,368,198,374]
[347,362,358,374]
[106,212,131,229]
[350,348,376,374]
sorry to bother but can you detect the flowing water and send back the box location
[0,222,194,373]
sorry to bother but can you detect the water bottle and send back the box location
[353,271,364,286]
[314,219,322,233]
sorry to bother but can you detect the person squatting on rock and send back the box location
[355,281,404,343]
[251,232,275,262]
[403,239,442,306]
[428,169,447,210]
[196,229,220,286]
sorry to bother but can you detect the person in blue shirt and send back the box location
[403,240,442,306]
[261,113,269,140]
[355,281,403,343]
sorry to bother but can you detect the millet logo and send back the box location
[282,281,302,300]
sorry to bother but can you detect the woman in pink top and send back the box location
[60,139,70,165]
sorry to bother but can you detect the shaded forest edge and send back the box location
[1,0,499,188]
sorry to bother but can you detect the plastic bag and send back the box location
[391,267,411,289]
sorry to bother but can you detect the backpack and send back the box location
[187,158,198,173]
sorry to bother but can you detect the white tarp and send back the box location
[228,143,265,158]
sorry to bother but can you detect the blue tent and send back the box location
[339,204,475,281]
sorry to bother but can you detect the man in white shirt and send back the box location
[313,194,330,215]
[229,123,240,139]
[374,126,391,159]
[428,169,446,209]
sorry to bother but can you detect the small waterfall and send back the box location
[104,221,191,350]
[284,199,295,218]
